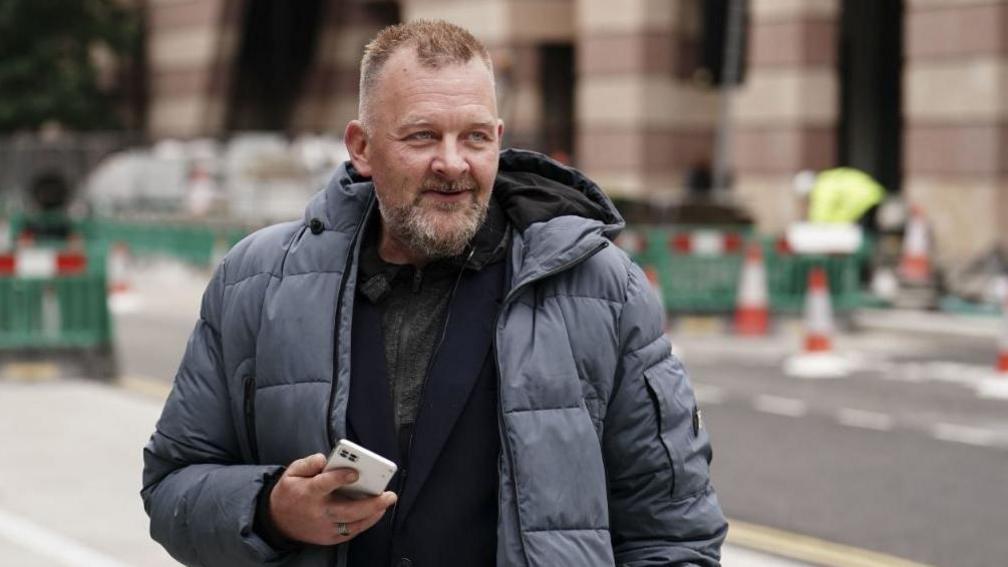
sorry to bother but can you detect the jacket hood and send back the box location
[495,148,624,239]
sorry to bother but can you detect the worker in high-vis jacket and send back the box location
[793,167,885,227]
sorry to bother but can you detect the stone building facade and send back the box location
[144,0,1007,266]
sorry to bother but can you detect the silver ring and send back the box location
[336,522,351,537]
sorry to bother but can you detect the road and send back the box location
[675,328,1008,567]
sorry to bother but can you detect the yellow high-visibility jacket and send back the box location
[809,167,885,223]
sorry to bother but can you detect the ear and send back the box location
[496,119,504,143]
[344,120,372,177]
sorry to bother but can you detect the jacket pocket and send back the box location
[643,356,711,500]
[243,375,260,464]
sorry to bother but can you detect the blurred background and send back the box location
[0,1,1006,566]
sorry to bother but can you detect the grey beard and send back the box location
[378,193,488,261]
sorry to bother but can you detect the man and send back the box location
[142,20,726,567]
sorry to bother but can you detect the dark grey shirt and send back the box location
[370,261,454,434]
[357,202,509,453]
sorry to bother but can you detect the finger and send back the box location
[343,506,388,537]
[329,491,397,523]
[285,453,327,478]
[309,467,358,494]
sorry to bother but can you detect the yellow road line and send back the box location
[728,519,934,567]
[0,362,59,382]
[117,374,172,399]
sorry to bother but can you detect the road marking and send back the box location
[753,395,807,417]
[675,316,725,336]
[118,374,172,399]
[931,423,996,447]
[0,507,130,567]
[692,384,724,405]
[728,519,934,567]
[836,408,894,431]
[0,362,59,382]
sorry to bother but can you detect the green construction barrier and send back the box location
[9,213,252,267]
[765,240,869,312]
[84,217,251,267]
[625,225,869,314]
[0,273,112,349]
[643,226,751,313]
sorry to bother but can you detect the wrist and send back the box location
[255,468,301,551]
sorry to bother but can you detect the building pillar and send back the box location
[730,0,840,233]
[146,0,243,138]
[575,0,718,199]
[401,0,576,154]
[903,0,1008,265]
[291,1,398,134]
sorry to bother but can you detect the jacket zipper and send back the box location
[243,375,260,464]
[326,194,376,450]
[387,247,474,531]
[492,240,608,566]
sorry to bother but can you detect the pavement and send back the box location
[852,307,1000,339]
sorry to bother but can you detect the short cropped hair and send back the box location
[358,19,494,128]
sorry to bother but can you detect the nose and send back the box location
[431,139,469,180]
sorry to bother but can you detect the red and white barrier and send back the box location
[670,230,743,256]
[0,249,87,278]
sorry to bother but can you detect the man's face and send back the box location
[346,48,504,262]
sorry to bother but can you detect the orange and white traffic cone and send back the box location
[785,267,849,378]
[107,242,131,295]
[803,268,833,353]
[106,242,138,313]
[643,265,668,330]
[210,235,229,269]
[899,205,931,284]
[615,229,646,258]
[734,243,770,336]
[978,279,1008,398]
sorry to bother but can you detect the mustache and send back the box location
[421,177,477,193]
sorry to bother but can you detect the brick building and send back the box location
[145,0,1007,265]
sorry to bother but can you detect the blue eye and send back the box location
[468,131,491,142]
[407,131,435,141]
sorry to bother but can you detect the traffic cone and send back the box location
[803,268,833,353]
[734,243,770,336]
[785,267,849,378]
[978,280,1008,398]
[107,242,131,295]
[899,205,931,283]
[210,235,229,269]
[643,265,669,330]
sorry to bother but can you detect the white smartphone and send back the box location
[324,439,398,499]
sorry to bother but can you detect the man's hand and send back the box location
[269,453,397,545]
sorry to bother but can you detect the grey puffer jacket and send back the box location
[142,149,727,566]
